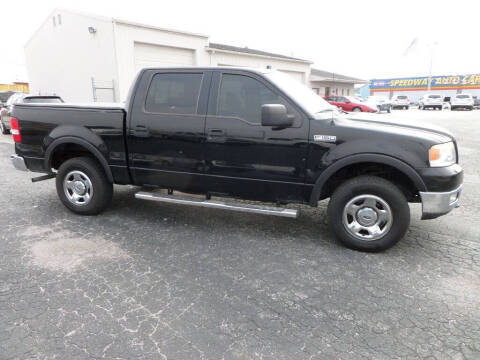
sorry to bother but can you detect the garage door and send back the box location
[134,42,195,72]
[279,70,305,83]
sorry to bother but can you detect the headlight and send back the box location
[429,142,456,167]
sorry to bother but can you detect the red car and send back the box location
[324,95,376,113]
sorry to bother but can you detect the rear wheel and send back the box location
[352,107,362,112]
[327,176,410,252]
[56,157,113,215]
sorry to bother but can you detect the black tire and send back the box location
[327,176,410,252]
[352,107,362,112]
[451,106,455,111]
[406,106,410,110]
[56,157,113,215]
[387,107,391,113]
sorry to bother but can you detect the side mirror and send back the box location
[261,104,293,128]
[345,99,351,103]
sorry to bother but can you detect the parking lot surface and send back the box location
[1,109,479,360]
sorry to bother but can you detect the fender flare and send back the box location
[44,136,113,183]
[308,153,427,205]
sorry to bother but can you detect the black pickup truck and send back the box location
[10,67,463,251]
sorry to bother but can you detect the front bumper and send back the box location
[10,154,28,172]
[420,184,462,220]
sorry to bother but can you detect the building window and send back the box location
[312,88,320,94]
[347,89,350,95]
[57,14,62,25]
[52,16,56,27]
[341,88,344,95]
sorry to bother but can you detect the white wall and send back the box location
[310,80,354,96]
[113,22,209,101]
[208,51,310,84]
[25,10,118,102]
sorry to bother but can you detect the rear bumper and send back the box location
[420,184,462,219]
[10,154,28,172]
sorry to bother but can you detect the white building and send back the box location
[25,9,364,103]
[310,68,367,97]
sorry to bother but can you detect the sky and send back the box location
[1,0,479,83]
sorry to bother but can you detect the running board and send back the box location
[135,192,298,218]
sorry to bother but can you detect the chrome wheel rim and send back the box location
[342,194,393,241]
[63,170,93,206]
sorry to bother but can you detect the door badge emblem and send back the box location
[314,135,337,143]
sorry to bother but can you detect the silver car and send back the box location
[0,94,64,134]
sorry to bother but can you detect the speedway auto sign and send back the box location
[370,74,480,92]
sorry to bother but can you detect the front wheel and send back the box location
[327,176,410,252]
[56,157,113,215]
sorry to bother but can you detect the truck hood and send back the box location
[342,113,454,142]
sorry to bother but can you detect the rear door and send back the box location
[203,70,309,202]
[127,69,211,192]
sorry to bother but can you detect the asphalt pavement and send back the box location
[0,109,479,359]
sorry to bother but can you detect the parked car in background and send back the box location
[418,94,443,110]
[324,95,376,113]
[443,97,451,110]
[391,95,410,109]
[366,96,391,113]
[473,96,480,109]
[1,94,64,134]
[451,94,474,111]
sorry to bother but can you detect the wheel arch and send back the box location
[44,137,113,183]
[309,153,427,206]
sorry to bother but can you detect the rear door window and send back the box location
[145,73,203,114]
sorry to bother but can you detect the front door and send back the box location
[203,71,309,202]
[127,70,211,192]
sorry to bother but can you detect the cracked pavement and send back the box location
[0,109,479,359]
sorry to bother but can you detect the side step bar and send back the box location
[135,191,298,218]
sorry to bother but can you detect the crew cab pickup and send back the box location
[10,67,463,252]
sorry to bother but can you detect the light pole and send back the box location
[427,42,438,92]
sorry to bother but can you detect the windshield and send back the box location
[23,97,63,103]
[455,94,470,99]
[265,71,335,118]
[428,95,441,99]
[345,96,361,103]
[397,96,408,100]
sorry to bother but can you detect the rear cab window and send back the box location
[23,97,63,104]
[145,73,203,114]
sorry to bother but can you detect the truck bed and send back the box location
[12,102,130,183]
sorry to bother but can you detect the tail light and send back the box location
[10,117,21,143]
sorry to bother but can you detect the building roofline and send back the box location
[112,18,209,38]
[310,67,367,84]
[207,43,312,64]
[25,8,209,48]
